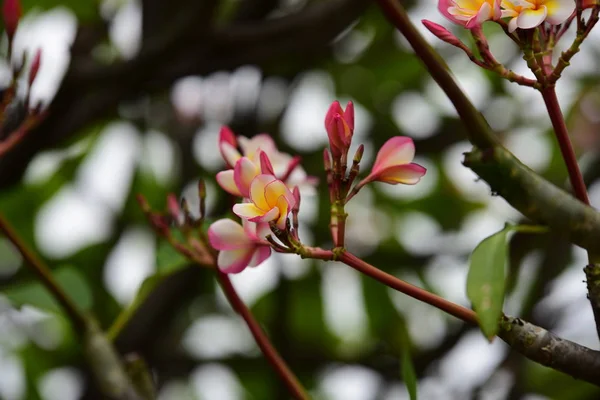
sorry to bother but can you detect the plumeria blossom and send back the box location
[439,0,502,28]
[216,156,262,198]
[360,137,426,186]
[233,174,296,229]
[501,0,574,32]
[208,218,272,273]
[218,126,317,194]
[325,101,354,159]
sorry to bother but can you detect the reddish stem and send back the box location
[0,213,88,332]
[338,252,478,325]
[541,86,589,205]
[216,272,309,400]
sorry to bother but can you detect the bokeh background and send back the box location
[1,0,600,399]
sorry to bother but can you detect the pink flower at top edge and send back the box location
[438,0,501,28]
[361,137,426,186]
[208,218,272,274]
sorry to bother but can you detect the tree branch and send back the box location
[498,315,600,385]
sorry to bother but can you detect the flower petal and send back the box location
[372,136,415,173]
[544,0,575,25]
[249,174,277,211]
[371,163,427,185]
[238,134,277,160]
[248,246,272,267]
[264,179,295,209]
[325,101,344,130]
[208,219,251,251]
[274,195,291,229]
[233,203,265,219]
[218,248,253,274]
[249,206,280,224]
[516,6,547,29]
[216,170,242,197]
[234,157,260,198]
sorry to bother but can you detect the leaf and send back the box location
[21,0,99,21]
[4,265,92,313]
[399,323,417,400]
[466,225,512,340]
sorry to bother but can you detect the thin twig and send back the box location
[0,213,88,332]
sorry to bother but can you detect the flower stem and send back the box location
[216,271,309,400]
[338,251,477,325]
[540,86,589,205]
[0,213,88,332]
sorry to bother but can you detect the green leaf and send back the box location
[399,323,417,400]
[4,265,92,313]
[466,225,512,340]
[21,0,99,21]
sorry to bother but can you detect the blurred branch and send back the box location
[217,271,310,400]
[0,213,148,399]
[0,0,370,188]
[0,213,88,332]
[498,316,600,385]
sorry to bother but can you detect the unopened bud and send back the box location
[28,48,41,86]
[197,180,206,218]
[167,193,180,222]
[2,0,20,42]
[323,148,332,172]
[422,20,470,51]
[259,151,275,175]
[353,144,364,164]
[292,186,301,210]
[136,194,151,213]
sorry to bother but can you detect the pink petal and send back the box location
[259,151,275,175]
[218,248,254,274]
[242,219,258,240]
[233,157,260,198]
[325,101,344,130]
[249,174,277,211]
[221,143,241,169]
[216,170,242,196]
[208,219,251,251]
[370,163,427,185]
[239,134,277,160]
[465,1,492,28]
[516,6,547,29]
[343,101,354,131]
[545,0,575,25]
[372,136,415,173]
[248,246,272,267]
[233,202,265,219]
[439,0,466,25]
[264,179,295,209]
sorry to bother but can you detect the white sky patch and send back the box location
[38,367,84,400]
[318,365,382,400]
[191,364,245,400]
[183,315,257,359]
[103,227,156,305]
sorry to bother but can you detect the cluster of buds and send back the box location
[137,181,217,268]
[425,0,599,87]
[0,0,45,156]
[141,102,427,274]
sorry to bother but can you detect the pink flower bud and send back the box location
[28,48,41,86]
[422,20,468,49]
[325,101,354,159]
[2,0,20,41]
[167,193,180,222]
[259,151,275,175]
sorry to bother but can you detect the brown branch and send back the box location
[498,315,600,385]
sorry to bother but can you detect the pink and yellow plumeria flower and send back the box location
[218,126,318,193]
[361,137,426,186]
[501,0,574,32]
[325,101,354,158]
[216,156,261,198]
[439,0,502,28]
[233,174,296,229]
[208,218,272,274]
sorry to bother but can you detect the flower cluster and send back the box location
[207,102,426,273]
[208,127,315,273]
[438,0,574,31]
